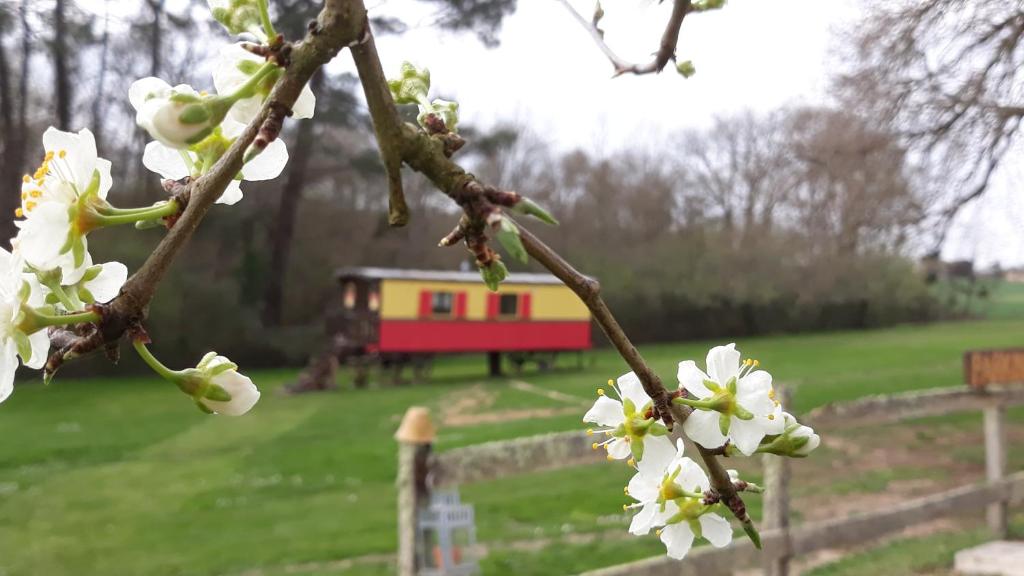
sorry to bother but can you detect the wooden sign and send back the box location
[964,349,1024,388]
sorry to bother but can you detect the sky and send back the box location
[75,0,1023,268]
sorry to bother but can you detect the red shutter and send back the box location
[486,293,500,319]
[418,290,433,318]
[454,292,467,319]
[520,293,532,320]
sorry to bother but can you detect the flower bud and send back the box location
[480,258,508,292]
[130,78,230,149]
[180,352,260,416]
[676,60,696,78]
[388,62,431,106]
[207,0,266,39]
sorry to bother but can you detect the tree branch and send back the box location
[102,0,364,334]
[339,0,755,538]
[556,0,692,77]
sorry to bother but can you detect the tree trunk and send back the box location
[0,14,21,246]
[53,0,72,130]
[91,1,111,149]
[148,0,164,78]
[261,72,323,327]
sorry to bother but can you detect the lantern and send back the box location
[416,490,478,575]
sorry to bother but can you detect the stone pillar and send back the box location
[395,407,436,576]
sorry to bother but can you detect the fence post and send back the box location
[983,402,1008,538]
[762,387,792,576]
[396,406,437,576]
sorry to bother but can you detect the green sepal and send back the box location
[178,103,212,125]
[203,383,232,402]
[77,287,95,305]
[13,330,32,362]
[743,522,762,549]
[194,398,215,414]
[733,399,754,420]
[208,360,238,377]
[44,293,60,305]
[511,197,559,226]
[18,280,31,303]
[59,227,75,256]
[236,59,262,76]
[185,127,216,146]
[71,236,85,268]
[79,265,103,283]
[196,351,219,371]
[495,218,529,264]
[703,378,721,392]
[169,92,202,105]
[629,437,644,462]
[688,518,703,540]
[622,397,637,416]
[719,412,731,436]
[480,259,508,291]
[649,422,669,436]
[725,376,737,395]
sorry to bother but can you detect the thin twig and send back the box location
[555,0,692,77]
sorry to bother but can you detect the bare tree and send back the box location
[53,0,71,129]
[837,0,1024,249]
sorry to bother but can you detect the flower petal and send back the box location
[143,141,190,180]
[129,77,172,112]
[204,370,260,416]
[682,408,728,450]
[617,371,651,411]
[241,138,289,181]
[674,457,710,493]
[583,396,624,427]
[86,262,128,304]
[606,437,632,460]
[737,369,775,415]
[706,343,741,384]
[699,513,733,548]
[293,84,316,119]
[16,203,71,269]
[25,328,49,370]
[678,360,712,399]
[660,522,695,560]
[627,470,660,503]
[637,434,677,478]
[729,417,768,456]
[0,340,18,403]
[42,128,98,193]
[629,502,660,535]
[217,180,244,206]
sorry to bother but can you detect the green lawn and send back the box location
[1,313,1023,575]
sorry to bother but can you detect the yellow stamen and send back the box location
[767,414,775,420]
[656,529,663,536]
[607,379,614,386]
[14,208,23,218]
[623,486,629,495]
[606,455,614,461]
[25,201,37,211]
[597,388,605,396]
[58,150,67,158]
[753,360,760,367]
[22,175,30,183]
[44,151,54,161]
[622,504,628,511]
[592,443,599,450]
[627,458,636,468]
[586,429,594,436]
[20,192,27,200]
[29,190,41,198]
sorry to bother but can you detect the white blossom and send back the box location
[624,438,733,559]
[130,78,221,149]
[194,353,260,416]
[214,43,315,126]
[583,371,673,462]
[15,128,111,273]
[141,120,289,205]
[678,343,784,456]
[0,249,49,404]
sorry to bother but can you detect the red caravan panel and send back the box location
[378,320,591,353]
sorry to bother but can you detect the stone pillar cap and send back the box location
[395,406,436,443]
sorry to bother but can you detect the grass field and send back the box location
[2,286,1024,575]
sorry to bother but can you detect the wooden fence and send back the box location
[395,383,1024,576]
